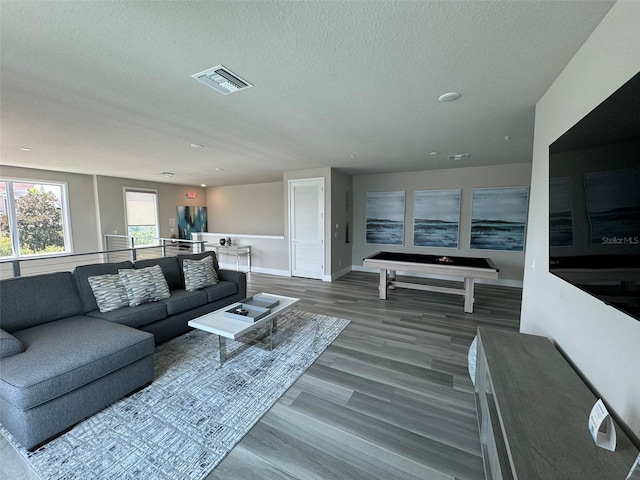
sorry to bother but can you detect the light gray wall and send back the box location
[330,169,353,277]
[203,182,288,274]
[0,165,100,253]
[205,182,284,236]
[95,175,206,245]
[352,163,532,282]
[521,0,640,439]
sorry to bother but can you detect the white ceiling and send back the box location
[0,1,614,187]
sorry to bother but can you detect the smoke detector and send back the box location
[191,65,253,95]
[448,154,470,161]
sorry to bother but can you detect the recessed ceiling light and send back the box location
[200,184,206,187]
[430,151,439,156]
[504,136,511,141]
[214,168,224,171]
[350,153,356,158]
[438,92,461,103]
[190,143,204,149]
[19,147,32,152]
[158,171,175,177]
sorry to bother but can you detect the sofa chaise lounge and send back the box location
[0,251,246,450]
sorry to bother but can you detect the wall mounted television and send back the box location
[549,71,640,321]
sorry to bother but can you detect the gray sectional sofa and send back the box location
[0,251,246,450]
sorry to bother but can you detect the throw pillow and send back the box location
[136,264,171,301]
[118,269,156,307]
[183,256,219,291]
[88,273,130,313]
[0,329,23,358]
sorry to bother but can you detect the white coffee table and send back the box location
[188,293,300,363]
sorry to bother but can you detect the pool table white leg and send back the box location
[379,269,387,299]
[464,277,474,313]
[388,269,396,290]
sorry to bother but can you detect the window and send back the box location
[125,189,159,246]
[0,179,72,258]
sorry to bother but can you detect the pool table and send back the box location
[363,251,499,313]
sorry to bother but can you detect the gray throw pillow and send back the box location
[88,273,130,313]
[118,268,156,307]
[136,264,171,300]
[0,329,24,358]
[183,256,218,291]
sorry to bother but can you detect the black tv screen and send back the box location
[549,71,640,321]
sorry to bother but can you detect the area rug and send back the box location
[4,310,350,480]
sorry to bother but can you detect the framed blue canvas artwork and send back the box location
[366,191,405,245]
[177,206,208,240]
[413,189,461,248]
[471,187,529,251]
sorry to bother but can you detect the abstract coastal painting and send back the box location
[366,191,405,245]
[413,189,461,248]
[176,206,207,240]
[585,167,640,245]
[549,177,573,247]
[471,187,529,251]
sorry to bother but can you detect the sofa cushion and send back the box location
[1,316,154,410]
[86,301,167,328]
[183,256,219,291]
[0,272,84,332]
[74,261,133,313]
[0,329,24,358]
[134,257,183,291]
[88,274,130,313]
[160,289,208,316]
[201,281,239,303]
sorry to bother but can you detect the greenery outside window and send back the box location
[0,179,72,258]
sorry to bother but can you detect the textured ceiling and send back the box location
[0,1,614,186]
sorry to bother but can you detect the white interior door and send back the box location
[289,178,324,279]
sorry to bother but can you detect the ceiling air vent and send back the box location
[448,154,470,161]
[191,65,253,95]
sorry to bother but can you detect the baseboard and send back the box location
[218,262,290,277]
[328,265,352,281]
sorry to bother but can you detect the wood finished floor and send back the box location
[0,271,521,480]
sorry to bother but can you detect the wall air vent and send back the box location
[447,154,470,161]
[191,65,253,95]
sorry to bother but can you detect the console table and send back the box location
[474,327,638,480]
[211,245,251,273]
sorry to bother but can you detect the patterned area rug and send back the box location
[5,310,350,480]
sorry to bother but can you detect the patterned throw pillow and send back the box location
[88,274,130,312]
[118,269,157,307]
[136,264,171,301]
[183,256,218,291]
